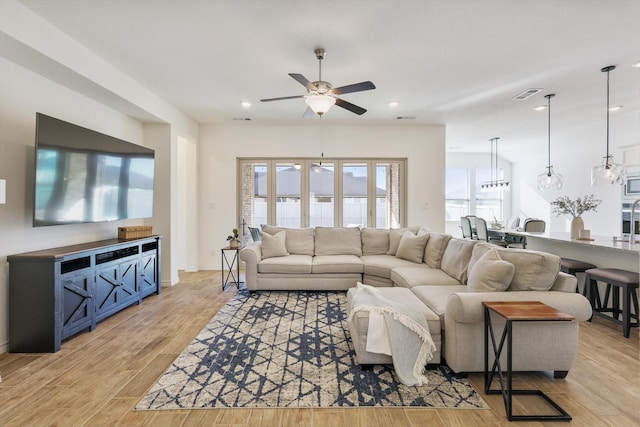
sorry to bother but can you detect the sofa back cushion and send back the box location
[361,228,390,255]
[386,226,420,255]
[395,231,430,263]
[440,238,476,283]
[424,233,452,268]
[262,225,315,256]
[467,249,515,292]
[500,249,560,291]
[468,243,561,291]
[315,227,362,256]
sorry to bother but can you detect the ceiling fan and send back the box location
[260,48,376,117]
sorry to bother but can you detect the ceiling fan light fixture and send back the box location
[305,94,336,116]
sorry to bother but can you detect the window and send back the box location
[309,162,334,227]
[445,168,469,220]
[239,158,406,229]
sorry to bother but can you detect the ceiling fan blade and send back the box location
[335,98,367,115]
[302,107,315,119]
[260,95,305,102]
[289,73,318,91]
[332,81,376,95]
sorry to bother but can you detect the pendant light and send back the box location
[591,65,626,186]
[537,94,563,190]
[480,137,510,191]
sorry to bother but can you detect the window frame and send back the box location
[237,157,407,229]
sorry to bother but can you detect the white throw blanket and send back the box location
[348,283,436,386]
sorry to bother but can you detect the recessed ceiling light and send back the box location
[388,101,399,108]
[533,105,547,111]
[609,105,623,112]
[632,61,640,68]
[241,101,251,108]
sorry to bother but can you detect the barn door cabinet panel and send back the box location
[8,236,161,353]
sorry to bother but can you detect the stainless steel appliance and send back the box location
[623,175,640,198]
[621,202,640,238]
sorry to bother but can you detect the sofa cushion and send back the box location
[440,238,476,284]
[467,244,561,291]
[424,233,452,268]
[391,265,463,288]
[312,255,364,274]
[467,249,515,292]
[261,231,289,259]
[315,227,362,256]
[258,255,312,274]
[501,249,560,291]
[361,228,390,255]
[361,255,420,279]
[261,226,315,256]
[395,231,430,263]
[467,242,495,272]
[411,285,468,327]
[386,227,419,255]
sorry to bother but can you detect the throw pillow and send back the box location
[261,230,289,259]
[395,231,430,263]
[467,249,515,292]
[387,228,416,255]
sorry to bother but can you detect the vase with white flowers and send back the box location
[551,194,602,239]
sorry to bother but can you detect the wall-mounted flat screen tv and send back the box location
[33,113,154,226]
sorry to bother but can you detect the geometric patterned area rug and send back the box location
[136,290,488,409]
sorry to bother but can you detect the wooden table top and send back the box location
[482,301,575,321]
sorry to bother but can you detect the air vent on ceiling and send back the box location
[396,116,416,120]
[512,88,543,100]
[232,117,252,121]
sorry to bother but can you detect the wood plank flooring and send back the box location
[1,270,638,426]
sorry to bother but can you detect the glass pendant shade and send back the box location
[305,94,336,116]
[537,93,562,190]
[592,65,626,186]
[591,157,626,186]
[537,166,563,190]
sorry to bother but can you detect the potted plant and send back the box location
[227,228,241,248]
[551,194,601,239]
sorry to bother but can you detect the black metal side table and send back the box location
[483,301,574,422]
[221,246,243,290]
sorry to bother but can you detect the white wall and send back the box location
[176,135,199,272]
[512,109,639,237]
[0,58,149,353]
[197,123,445,269]
[0,2,200,353]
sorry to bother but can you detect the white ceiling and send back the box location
[15,0,640,158]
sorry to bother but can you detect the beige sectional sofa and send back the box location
[239,226,593,376]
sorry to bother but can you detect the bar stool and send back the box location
[560,258,597,295]
[585,268,639,338]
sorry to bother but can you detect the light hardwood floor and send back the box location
[1,270,638,426]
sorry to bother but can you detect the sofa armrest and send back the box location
[239,243,261,291]
[445,291,593,324]
[550,271,578,293]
